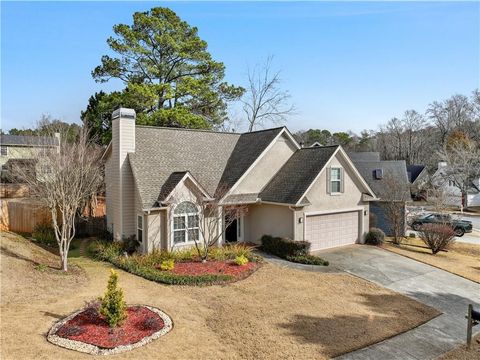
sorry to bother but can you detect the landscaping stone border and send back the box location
[47,305,173,355]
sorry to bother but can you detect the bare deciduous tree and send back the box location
[382,174,410,244]
[167,184,248,261]
[242,57,295,132]
[13,125,103,271]
[437,137,480,208]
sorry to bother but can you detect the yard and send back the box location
[1,231,440,359]
[383,237,480,283]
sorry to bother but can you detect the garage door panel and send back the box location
[306,211,359,251]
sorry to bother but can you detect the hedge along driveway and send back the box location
[1,232,439,360]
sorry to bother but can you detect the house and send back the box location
[350,152,410,236]
[104,108,377,253]
[432,162,480,207]
[406,164,429,200]
[0,133,60,181]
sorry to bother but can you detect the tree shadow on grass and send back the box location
[277,292,443,358]
[42,311,65,320]
[1,245,58,270]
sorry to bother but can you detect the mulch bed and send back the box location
[48,305,173,355]
[56,306,162,348]
[158,260,259,279]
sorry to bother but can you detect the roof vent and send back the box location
[374,169,383,180]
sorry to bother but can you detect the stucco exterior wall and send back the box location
[293,152,369,243]
[246,203,293,244]
[231,134,297,195]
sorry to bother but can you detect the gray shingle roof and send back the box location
[260,146,339,205]
[406,165,426,183]
[215,127,284,196]
[353,160,410,201]
[0,134,58,146]
[129,126,285,208]
[157,171,188,203]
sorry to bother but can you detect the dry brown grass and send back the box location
[439,334,480,360]
[383,237,480,283]
[1,231,440,360]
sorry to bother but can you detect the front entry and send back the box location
[225,219,238,243]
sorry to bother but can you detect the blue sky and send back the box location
[1,1,479,133]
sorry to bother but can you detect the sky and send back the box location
[1,1,479,133]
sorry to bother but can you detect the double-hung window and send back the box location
[330,167,342,193]
[1,146,7,156]
[137,215,143,243]
[173,201,199,244]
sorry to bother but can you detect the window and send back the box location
[330,167,342,193]
[137,215,143,243]
[1,146,7,156]
[173,201,199,244]
[237,216,242,238]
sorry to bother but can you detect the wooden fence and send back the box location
[0,199,51,233]
[0,184,30,198]
[0,197,106,235]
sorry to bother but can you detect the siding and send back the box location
[369,201,406,236]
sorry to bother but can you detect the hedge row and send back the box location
[260,235,328,266]
[90,241,234,285]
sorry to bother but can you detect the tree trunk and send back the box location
[61,252,68,271]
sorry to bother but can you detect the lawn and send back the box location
[383,237,480,283]
[439,334,480,360]
[1,231,440,359]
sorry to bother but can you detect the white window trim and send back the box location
[137,214,144,243]
[237,214,244,242]
[330,166,343,195]
[172,202,201,245]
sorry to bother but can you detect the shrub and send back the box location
[364,228,385,245]
[261,235,310,258]
[234,255,249,266]
[122,235,140,255]
[32,223,56,247]
[160,259,175,271]
[99,269,127,327]
[418,224,455,254]
[409,232,416,238]
[286,254,329,266]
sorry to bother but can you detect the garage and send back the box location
[305,211,360,251]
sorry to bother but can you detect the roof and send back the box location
[0,134,59,147]
[348,152,381,162]
[128,126,286,208]
[353,160,410,201]
[406,165,427,184]
[260,146,339,205]
[215,127,284,196]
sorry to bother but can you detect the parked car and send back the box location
[410,213,473,237]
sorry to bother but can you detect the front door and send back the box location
[225,219,238,243]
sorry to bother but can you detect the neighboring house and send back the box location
[350,152,410,236]
[0,133,60,181]
[406,164,429,199]
[432,162,480,207]
[104,108,377,253]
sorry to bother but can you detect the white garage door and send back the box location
[306,211,359,251]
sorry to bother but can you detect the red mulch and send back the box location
[161,260,258,278]
[56,306,164,349]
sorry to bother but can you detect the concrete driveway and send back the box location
[314,245,480,360]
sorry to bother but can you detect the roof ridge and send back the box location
[241,126,285,135]
[299,144,339,150]
[135,125,241,135]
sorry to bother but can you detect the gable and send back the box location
[230,131,298,195]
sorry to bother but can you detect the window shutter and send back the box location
[326,167,331,194]
[340,168,345,193]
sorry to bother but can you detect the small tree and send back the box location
[382,174,409,245]
[242,56,295,132]
[170,184,248,261]
[418,224,455,254]
[99,269,127,327]
[13,123,103,271]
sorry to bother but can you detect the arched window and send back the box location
[173,201,199,244]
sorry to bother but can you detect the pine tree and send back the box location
[99,269,127,327]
